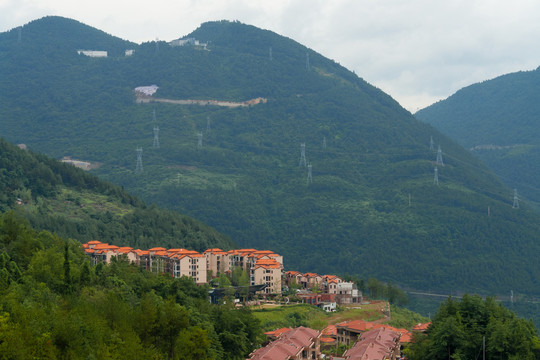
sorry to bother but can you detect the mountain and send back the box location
[1,16,540,296]
[0,137,234,251]
[415,67,540,209]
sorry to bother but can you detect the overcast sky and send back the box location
[2,0,540,112]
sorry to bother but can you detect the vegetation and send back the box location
[0,137,234,252]
[415,67,540,209]
[0,211,261,359]
[405,294,540,359]
[1,17,540,301]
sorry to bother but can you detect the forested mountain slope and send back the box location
[0,138,234,251]
[0,212,258,359]
[1,17,540,296]
[415,67,540,208]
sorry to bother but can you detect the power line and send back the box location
[153,126,160,148]
[135,147,143,173]
[436,145,444,166]
[197,132,203,149]
[299,143,307,167]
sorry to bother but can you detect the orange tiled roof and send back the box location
[92,243,114,250]
[87,240,101,245]
[322,325,337,336]
[412,322,431,331]
[286,271,301,276]
[253,250,274,254]
[399,331,413,343]
[254,258,282,269]
[320,337,337,343]
[336,320,375,332]
[264,327,292,338]
[148,247,167,251]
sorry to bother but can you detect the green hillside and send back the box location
[0,213,259,359]
[0,137,234,251]
[415,67,540,208]
[1,17,540,296]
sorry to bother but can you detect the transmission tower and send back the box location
[197,132,203,149]
[512,188,519,209]
[323,136,327,150]
[436,145,444,166]
[269,46,273,61]
[153,126,160,148]
[299,143,307,167]
[307,163,313,184]
[155,38,159,53]
[206,116,211,132]
[430,136,434,151]
[433,166,439,185]
[135,147,143,173]
[17,27,21,43]
[306,52,310,71]
[152,109,156,122]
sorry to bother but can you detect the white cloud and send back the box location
[2,0,540,110]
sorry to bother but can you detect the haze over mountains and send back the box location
[1,16,539,298]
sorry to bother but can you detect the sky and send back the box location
[2,0,540,112]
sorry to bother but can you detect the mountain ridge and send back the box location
[1,16,539,296]
[415,66,540,208]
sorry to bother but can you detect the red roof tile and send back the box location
[336,320,375,332]
[264,327,292,338]
[322,325,337,336]
[148,247,167,251]
[412,322,431,331]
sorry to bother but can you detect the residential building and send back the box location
[320,325,338,348]
[335,282,362,304]
[248,326,321,360]
[304,273,323,289]
[252,258,282,295]
[336,320,376,346]
[322,275,343,294]
[82,241,281,292]
[342,327,401,360]
[203,248,231,276]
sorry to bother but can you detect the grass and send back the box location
[252,301,390,331]
[37,188,135,220]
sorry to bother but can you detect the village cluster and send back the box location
[250,321,429,360]
[83,241,361,305]
[83,241,430,359]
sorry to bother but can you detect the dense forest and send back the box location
[415,67,540,208]
[1,17,540,300]
[405,295,540,359]
[0,211,260,359]
[0,137,234,251]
